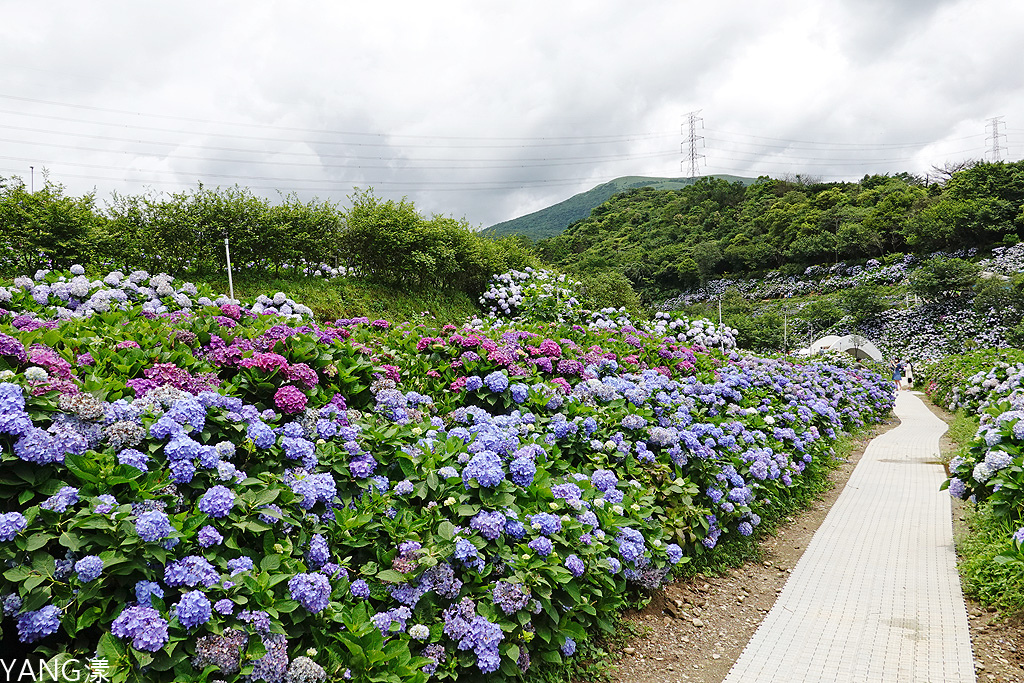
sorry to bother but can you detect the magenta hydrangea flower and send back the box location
[274,385,308,414]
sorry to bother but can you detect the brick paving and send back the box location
[722,391,975,682]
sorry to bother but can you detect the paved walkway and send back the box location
[723,392,975,683]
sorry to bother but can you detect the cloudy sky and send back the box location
[1,0,1022,228]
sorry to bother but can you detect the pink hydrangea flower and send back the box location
[274,385,307,414]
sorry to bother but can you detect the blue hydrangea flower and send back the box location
[197,525,223,547]
[41,486,79,513]
[117,448,149,471]
[135,510,173,542]
[464,376,484,392]
[462,450,505,489]
[214,598,234,616]
[164,556,219,588]
[135,580,164,606]
[227,557,255,576]
[510,383,529,403]
[16,604,61,643]
[198,485,235,519]
[666,543,683,564]
[483,371,510,393]
[528,513,562,536]
[0,512,28,541]
[175,590,212,629]
[561,636,576,657]
[528,537,553,557]
[74,555,103,582]
[591,469,618,492]
[565,554,585,577]
[509,457,536,487]
[289,573,331,613]
[350,579,370,599]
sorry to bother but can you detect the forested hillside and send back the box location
[538,162,1024,296]
[482,174,755,241]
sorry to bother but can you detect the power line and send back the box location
[0,93,676,144]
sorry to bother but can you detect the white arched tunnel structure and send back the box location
[800,334,884,362]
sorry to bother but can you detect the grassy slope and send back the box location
[483,174,756,241]
[195,274,480,324]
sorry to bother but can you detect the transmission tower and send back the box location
[986,115,1007,161]
[680,110,705,178]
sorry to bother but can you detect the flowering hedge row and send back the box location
[0,266,893,682]
[938,355,1024,579]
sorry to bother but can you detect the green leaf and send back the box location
[24,533,52,552]
[376,570,407,584]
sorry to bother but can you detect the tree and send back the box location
[0,173,99,273]
[844,284,887,322]
[909,256,980,298]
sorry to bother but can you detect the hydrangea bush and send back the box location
[0,267,893,682]
[937,355,1024,575]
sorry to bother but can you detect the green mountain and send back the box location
[483,174,757,241]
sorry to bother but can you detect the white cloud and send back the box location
[1,0,1021,228]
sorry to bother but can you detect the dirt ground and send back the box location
[609,398,1024,683]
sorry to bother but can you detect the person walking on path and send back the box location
[904,360,915,390]
[890,357,903,392]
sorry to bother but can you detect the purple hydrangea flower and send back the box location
[470,511,506,540]
[214,598,234,616]
[111,605,169,651]
[306,534,329,569]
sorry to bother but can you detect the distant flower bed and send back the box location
[0,267,892,682]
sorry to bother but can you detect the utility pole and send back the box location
[680,110,705,178]
[986,116,1006,162]
[29,166,34,193]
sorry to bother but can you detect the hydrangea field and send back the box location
[0,266,894,682]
